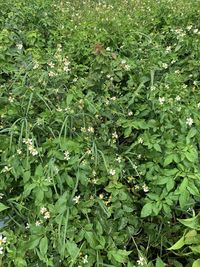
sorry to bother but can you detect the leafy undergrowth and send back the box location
[0,0,200,266]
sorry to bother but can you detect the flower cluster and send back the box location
[40,207,50,219]
[0,234,7,255]
[23,139,38,156]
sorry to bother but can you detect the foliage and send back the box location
[0,0,200,266]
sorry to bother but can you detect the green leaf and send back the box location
[168,236,185,250]
[108,249,131,263]
[66,240,79,260]
[156,256,165,267]
[192,259,200,267]
[39,236,48,256]
[179,190,190,209]
[0,203,9,212]
[154,144,162,152]
[164,154,173,166]
[178,214,200,230]
[141,202,153,217]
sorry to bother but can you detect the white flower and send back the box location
[112,132,118,139]
[35,220,42,226]
[64,151,70,160]
[17,149,22,155]
[40,207,47,214]
[138,137,143,144]
[162,63,168,69]
[25,223,30,229]
[128,111,133,116]
[197,102,200,108]
[87,127,94,133]
[137,256,145,265]
[187,25,192,30]
[109,169,116,176]
[99,194,104,199]
[33,62,39,69]
[0,235,7,245]
[142,184,149,192]
[8,96,15,103]
[193,29,198,33]
[2,166,11,173]
[73,195,80,204]
[16,43,23,50]
[48,71,56,77]
[86,149,92,155]
[0,193,4,199]
[106,47,111,51]
[186,117,193,127]
[124,64,130,71]
[166,46,171,52]
[48,62,55,68]
[110,96,116,101]
[82,255,88,264]
[0,247,3,255]
[159,97,165,105]
[44,211,50,219]
[175,95,181,101]
[121,59,126,64]
[116,156,122,163]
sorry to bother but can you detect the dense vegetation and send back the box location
[0,0,200,266]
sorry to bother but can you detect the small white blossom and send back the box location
[17,149,22,155]
[0,247,3,255]
[162,63,168,69]
[2,166,11,173]
[175,95,181,101]
[73,195,80,204]
[99,194,104,199]
[116,156,122,163]
[48,62,55,68]
[193,29,198,33]
[109,169,116,176]
[137,256,145,265]
[26,223,30,229]
[128,111,133,116]
[138,137,143,144]
[106,47,111,51]
[48,71,56,77]
[197,102,200,108]
[35,220,42,226]
[186,117,193,127]
[121,59,126,64]
[159,97,165,105]
[142,184,149,192]
[112,132,118,139]
[87,127,94,133]
[0,235,7,245]
[44,211,50,219]
[82,255,88,264]
[0,193,4,199]
[16,43,23,50]
[64,151,70,160]
[40,207,47,214]
[8,96,15,103]
[124,64,130,71]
